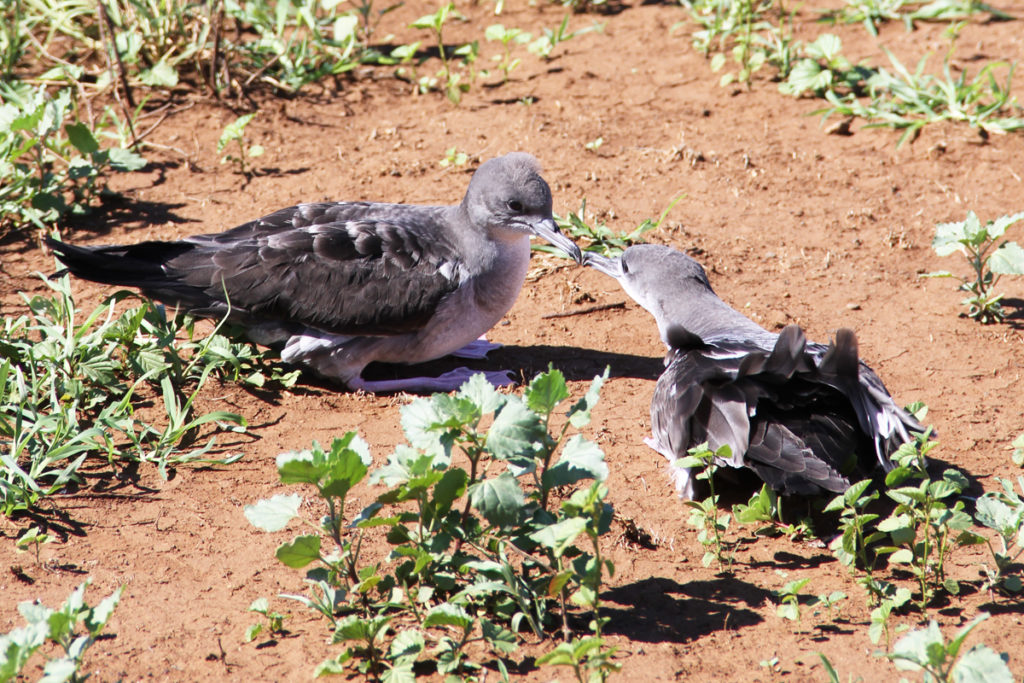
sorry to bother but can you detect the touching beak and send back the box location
[526,216,583,263]
[582,252,623,279]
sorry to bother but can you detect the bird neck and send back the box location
[655,293,774,349]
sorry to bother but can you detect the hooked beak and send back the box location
[526,216,583,264]
[581,251,623,279]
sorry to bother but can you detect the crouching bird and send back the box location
[583,244,925,499]
[47,153,581,393]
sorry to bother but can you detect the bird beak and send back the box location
[582,252,623,278]
[526,217,583,263]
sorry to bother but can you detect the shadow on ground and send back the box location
[600,576,769,643]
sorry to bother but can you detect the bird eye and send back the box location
[620,260,629,274]
[507,199,524,213]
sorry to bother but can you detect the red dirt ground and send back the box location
[3,1,1024,680]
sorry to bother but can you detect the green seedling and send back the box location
[410,2,479,103]
[527,14,603,60]
[15,526,53,564]
[541,195,683,258]
[861,577,912,646]
[973,477,1024,594]
[485,23,531,82]
[0,580,123,681]
[536,635,621,683]
[1012,433,1024,467]
[247,368,617,678]
[678,442,735,569]
[817,652,865,683]
[218,113,265,177]
[732,483,811,539]
[245,597,288,643]
[885,613,1013,683]
[439,147,469,168]
[822,0,913,36]
[774,577,812,621]
[817,52,1024,147]
[0,84,146,235]
[878,433,982,610]
[780,34,873,98]
[825,479,883,574]
[925,211,1024,324]
[812,591,848,621]
[910,0,1014,21]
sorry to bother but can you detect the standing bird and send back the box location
[583,244,925,498]
[47,153,581,393]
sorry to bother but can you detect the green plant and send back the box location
[817,52,1024,147]
[244,598,288,643]
[1012,433,1024,467]
[0,271,270,514]
[410,2,480,104]
[910,0,1013,22]
[876,433,981,610]
[825,479,884,575]
[925,211,1024,324]
[217,112,264,177]
[677,442,735,569]
[779,34,873,97]
[526,14,603,60]
[973,477,1024,594]
[540,195,683,258]
[0,83,146,235]
[15,525,53,564]
[485,23,531,82]
[863,578,912,646]
[885,613,1013,683]
[822,0,913,36]
[0,580,123,682]
[812,590,848,621]
[246,368,618,678]
[774,577,811,621]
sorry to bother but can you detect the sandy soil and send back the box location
[3,1,1024,680]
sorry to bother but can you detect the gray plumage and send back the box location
[47,153,581,393]
[584,244,924,498]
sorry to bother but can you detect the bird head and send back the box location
[462,153,581,261]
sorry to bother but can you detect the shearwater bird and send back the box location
[47,153,582,393]
[583,244,925,498]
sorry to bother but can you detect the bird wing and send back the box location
[51,203,468,336]
[651,325,886,496]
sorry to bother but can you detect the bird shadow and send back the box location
[998,297,1024,330]
[600,576,768,643]
[357,344,664,388]
[62,194,196,238]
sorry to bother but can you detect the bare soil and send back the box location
[3,1,1024,680]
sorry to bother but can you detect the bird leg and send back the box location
[449,336,502,359]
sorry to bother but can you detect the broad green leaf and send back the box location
[889,548,914,564]
[382,659,415,683]
[525,368,569,415]
[64,123,99,154]
[529,516,586,556]
[276,450,325,485]
[276,534,321,568]
[244,493,302,531]
[400,399,452,457]
[543,435,607,489]
[84,586,123,635]
[139,61,179,87]
[952,645,1013,683]
[486,397,546,461]
[480,618,517,654]
[389,629,425,659]
[891,620,944,671]
[218,113,256,152]
[431,468,469,512]
[986,211,1024,240]
[469,473,525,527]
[422,603,472,631]
[536,641,576,667]
[457,372,506,414]
[321,446,369,499]
[989,242,1024,275]
[106,147,147,171]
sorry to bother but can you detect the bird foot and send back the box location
[348,367,514,394]
[449,337,503,359]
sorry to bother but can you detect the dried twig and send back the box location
[541,301,626,320]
